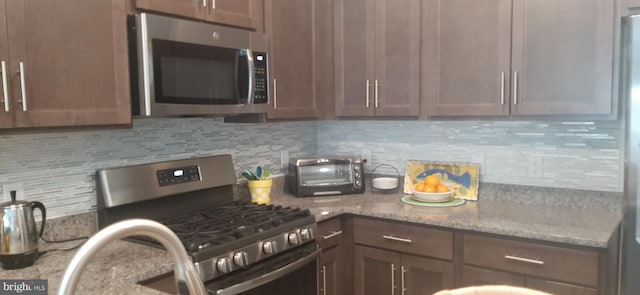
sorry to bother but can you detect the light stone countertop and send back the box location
[0,240,174,295]
[269,191,622,248]
[0,182,623,294]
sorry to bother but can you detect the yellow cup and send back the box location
[248,179,273,204]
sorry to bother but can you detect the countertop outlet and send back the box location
[280,150,289,169]
[361,150,371,165]
[528,156,543,178]
[471,154,485,175]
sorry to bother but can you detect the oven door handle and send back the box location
[215,248,321,295]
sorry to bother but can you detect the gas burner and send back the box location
[154,201,312,253]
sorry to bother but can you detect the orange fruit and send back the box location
[424,175,440,187]
[424,185,437,193]
[436,185,449,193]
[415,183,425,192]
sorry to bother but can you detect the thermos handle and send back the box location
[31,201,46,237]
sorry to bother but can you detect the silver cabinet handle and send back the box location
[382,235,412,243]
[504,255,544,265]
[202,0,206,7]
[18,62,27,111]
[273,79,277,110]
[321,265,327,295]
[391,263,396,295]
[500,72,505,105]
[401,266,407,295]
[321,230,342,240]
[1,61,8,112]
[374,79,379,108]
[211,0,216,9]
[513,71,518,105]
[365,80,370,108]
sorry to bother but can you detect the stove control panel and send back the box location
[193,223,318,282]
[156,165,201,187]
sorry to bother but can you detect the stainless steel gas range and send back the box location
[96,155,319,295]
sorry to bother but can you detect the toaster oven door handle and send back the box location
[295,158,354,166]
[215,248,321,295]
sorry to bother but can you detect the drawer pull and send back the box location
[322,230,343,240]
[504,255,544,265]
[382,235,413,244]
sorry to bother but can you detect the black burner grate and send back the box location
[153,201,310,252]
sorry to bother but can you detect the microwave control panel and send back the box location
[253,52,269,104]
[157,166,201,187]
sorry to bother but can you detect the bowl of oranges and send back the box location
[411,175,454,202]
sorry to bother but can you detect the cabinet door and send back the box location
[334,0,375,117]
[135,0,203,21]
[320,246,345,295]
[462,265,525,287]
[423,0,511,116]
[402,254,453,295]
[266,0,319,119]
[0,0,11,128]
[204,0,256,30]
[511,0,614,115]
[353,245,400,295]
[526,278,598,295]
[5,0,131,128]
[373,0,420,117]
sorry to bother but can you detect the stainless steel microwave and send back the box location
[128,13,271,117]
[287,157,365,197]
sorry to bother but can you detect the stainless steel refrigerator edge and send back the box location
[621,13,640,295]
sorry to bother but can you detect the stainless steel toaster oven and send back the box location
[287,157,365,197]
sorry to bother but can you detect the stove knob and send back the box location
[300,228,313,241]
[288,232,301,245]
[262,240,278,255]
[216,257,233,274]
[233,251,249,267]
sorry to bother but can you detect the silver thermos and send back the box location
[0,191,46,269]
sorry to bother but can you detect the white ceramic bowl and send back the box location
[410,187,454,203]
[372,177,399,190]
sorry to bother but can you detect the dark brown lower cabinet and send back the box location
[319,244,344,295]
[354,245,453,295]
[463,266,597,295]
[317,217,347,295]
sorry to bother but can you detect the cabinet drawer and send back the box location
[464,234,598,286]
[317,217,343,249]
[353,218,453,260]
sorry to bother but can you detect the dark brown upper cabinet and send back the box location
[135,0,261,30]
[0,0,131,129]
[424,0,614,117]
[265,0,332,119]
[334,0,421,117]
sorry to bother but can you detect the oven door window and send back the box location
[151,39,249,105]
[298,164,353,187]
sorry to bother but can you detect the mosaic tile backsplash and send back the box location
[0,118,317,218]
[0,118,623,218]
[317,120,623,193]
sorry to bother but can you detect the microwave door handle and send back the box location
[236,49,254,105]
[245,49,254,104]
